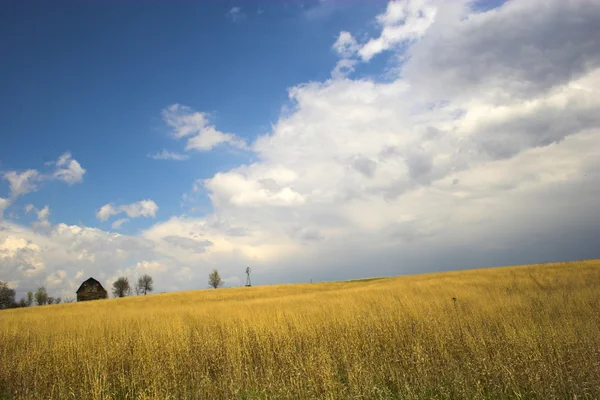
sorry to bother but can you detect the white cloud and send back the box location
[0,221,162,298]
[3,170,40,198]
[331,59,358,80]
[0,233,45,279]
[333,31,359,58]
[0,198,10,219]
[2,0,600,298]
[148,150,190,161]
[206,168,305,208]
[36,206,50,221]
[331,31,359,79]
[162,104,209,139]
[1,153,85,202]
[227,6,246,22]
[403,0,600,103]
[96,204,118,222]
[96,200,158,222]
[184,0,599,277]
[161,104,246,152]
[111,218,129,229]
[52,152,86,184]
[25,204,51,229]
[120,200,159,219]
[134,260,166,273]
[358,0,437,61]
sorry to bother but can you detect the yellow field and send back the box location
[1,260,600,399]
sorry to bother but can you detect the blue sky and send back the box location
[1,0,600,298]
[0,0,387,230]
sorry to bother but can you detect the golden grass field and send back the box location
[1,260,600,399]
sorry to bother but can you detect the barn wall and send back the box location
[76,290,108,302]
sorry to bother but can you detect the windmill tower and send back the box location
[245,267,252,287]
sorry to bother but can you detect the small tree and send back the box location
[55,297,61,304]
[208,269,223,289]
[47,297,55,305]
[136,274,153,295]
[0,281,16,310]
[18,298,28,308]
[63,297,74,303]
[26,291,33,307]
[112,277,131,298]
[34,286,48,306]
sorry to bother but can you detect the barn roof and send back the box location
[76,277,107,294]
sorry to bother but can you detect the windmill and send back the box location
[245,267,252,287]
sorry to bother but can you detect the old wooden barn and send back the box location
[76,277,108,302]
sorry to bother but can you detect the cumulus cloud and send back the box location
[2,0,600,299]
[53,152,86,184]
[1,153,85,202]
[133,260,166,273]
[147,150,190,161]
[358,0,437,61]
[333,31,359,58]
[120,200,159,219]
[188,0,600,278]
[96,200,158,222]
[161,104,246,151]
[96,204,118,222]
[331,31,360,79]
[3,170,40,199]
[0,220,163,297]
[25,204,51,229]
[403,0,600,103]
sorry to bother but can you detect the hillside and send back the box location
[1,260,600,399]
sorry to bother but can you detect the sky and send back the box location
[1,0,600,299]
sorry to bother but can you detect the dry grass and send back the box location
[1,260,600,399]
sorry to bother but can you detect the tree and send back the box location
[18,298,28,308]
[63,297,74,303]
[136,274,153,295]
[208,269,223,289]
[47,297,55,305]
[34,287,48,306]
[112,277,131,298]
[0,281,16,310]
[26,291,33,307]
[55,297,61,304]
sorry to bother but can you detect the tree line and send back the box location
[2,269,227,309]
[0,281,72,310]
[111,269,224,298]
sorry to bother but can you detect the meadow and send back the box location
[1,260,600,399]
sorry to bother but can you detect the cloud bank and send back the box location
[2,0,600,299]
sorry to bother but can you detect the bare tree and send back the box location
[26,291,33,307]
[136,274,154,295]
[63,297,75,303]
[208,269,223,289]
[55,297,61,304]
[34,286,48,306]
[0,281,16,310]
[47,297,55,305]
[112,277,131,298]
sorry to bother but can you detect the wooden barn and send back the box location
[76,277,108,302]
